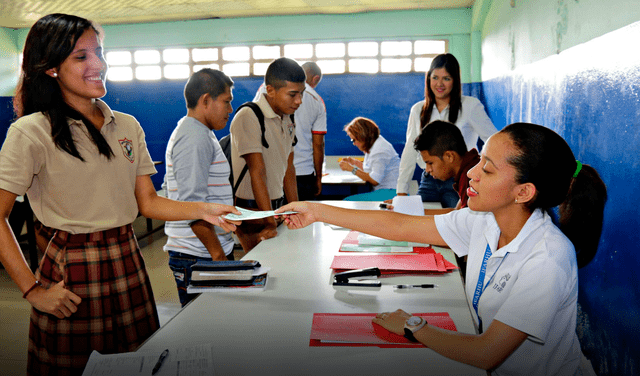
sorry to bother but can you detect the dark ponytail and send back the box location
[502,123,607,268]
[559,165,607,267]
[14,13,114,161]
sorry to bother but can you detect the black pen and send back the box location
[151,349,169,375]
[394,284,436,289]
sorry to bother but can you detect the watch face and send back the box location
[407,316,422,326]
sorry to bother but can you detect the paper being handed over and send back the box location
[224,206,297,221]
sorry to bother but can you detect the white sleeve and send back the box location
[396,102,424,193]
[366,144,391,185]
[465,97,497,142]
[434,208,477,257]
[310,95,327,133]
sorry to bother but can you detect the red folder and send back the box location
[331,254,441,273]
[335,230,458,273]
[309,312,457,347]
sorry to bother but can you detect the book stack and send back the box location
[186,260,270,293]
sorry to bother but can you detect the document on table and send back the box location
[339,231,431,252]
[391,195,424,216]
[223,206,297,221]
[81,343,214,376]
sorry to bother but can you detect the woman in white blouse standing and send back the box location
[396,53,497,207]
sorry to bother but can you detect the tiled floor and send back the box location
[0,217,246,376]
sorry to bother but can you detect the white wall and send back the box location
[480,0,640,80]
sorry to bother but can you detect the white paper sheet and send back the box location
[391,195,424,216]
[81,343,215,376]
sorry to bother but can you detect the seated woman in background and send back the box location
[278,122,606,375]
[339,117,400,201]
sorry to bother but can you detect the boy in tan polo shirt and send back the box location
[230,57,306,252]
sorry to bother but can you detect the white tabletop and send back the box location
[138,201,483,376]
[321,155,367,185]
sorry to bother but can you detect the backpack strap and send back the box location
[236,102,268,148]
[290,113,298,146]
[232,102,268,192]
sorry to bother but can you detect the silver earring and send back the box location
[53,72,58,77]
[515,198,518,203]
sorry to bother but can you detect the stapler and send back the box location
[333,267,382,287]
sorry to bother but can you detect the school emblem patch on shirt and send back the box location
[119,138,135,163]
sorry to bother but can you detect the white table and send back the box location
[321,155,367,195]
[138,201,484,376]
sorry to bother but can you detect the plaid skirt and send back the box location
[28,222,160,376]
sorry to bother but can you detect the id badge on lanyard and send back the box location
[471,243,509,333]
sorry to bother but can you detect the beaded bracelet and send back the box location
[22,280,41,299]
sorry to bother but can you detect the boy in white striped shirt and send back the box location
[162,69,235,306]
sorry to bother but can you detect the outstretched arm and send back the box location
[276,201,447,246]
[135,175,240,232]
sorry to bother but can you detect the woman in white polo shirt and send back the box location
[0,14,239,375]
[277,122,607,375]
[339,117,400,201]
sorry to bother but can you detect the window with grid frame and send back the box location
[105,39,447,81]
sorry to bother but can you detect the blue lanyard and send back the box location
[471,243,508,333]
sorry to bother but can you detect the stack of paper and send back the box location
[309,312,456,347]
[331,254,456,274]
[334,231,457,274]
[339,230,431,253]
[186,260,270,292]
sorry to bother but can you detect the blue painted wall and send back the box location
[0,73,476,190]
[101,73,447,189]
[0,97,13,141]
[480,21,640,376]
[0,72,480,192]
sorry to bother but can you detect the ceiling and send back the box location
[0,0,475,29]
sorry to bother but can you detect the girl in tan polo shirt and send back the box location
[0,14,240,375]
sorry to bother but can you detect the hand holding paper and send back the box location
[224,207,297,221]
[275,202,320,229]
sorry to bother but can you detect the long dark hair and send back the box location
[14,13,114,161]
[420,53,462,128]
[502,123,607,268]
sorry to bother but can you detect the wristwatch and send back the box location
[403,316,427,342]
[351,167,359,175]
